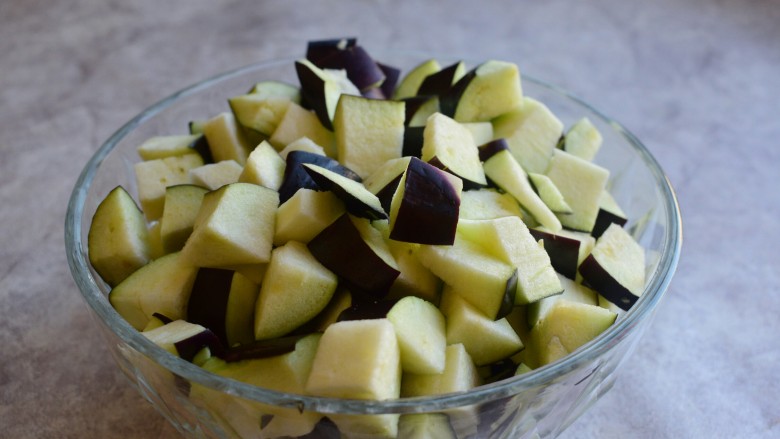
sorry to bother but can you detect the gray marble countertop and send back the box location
[2,0,778,437]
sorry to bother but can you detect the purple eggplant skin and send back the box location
[426,156,487,191]
[189,135,214,164]
[496,268,518,319]
[591,209,628,239]
[416,61,465,97]
[401,95,436,126]
[219,334,307,363]
[528,228,581,280]
[337,297,398,322]
[317,45,386,92]
[402,125,425,158]
[186,267,235,347]
[174,328,225,362]
[375,174,403,213]
[579,254,637,311]
[151,312,174,325]
[389,157,461,245]
[294,60,334,130]
[302,165,388,220]
[377,62,401,98]
[308,214,400,299]
[478,138,510,162]
[298,417,341,439]
[439,66,478,118]
[278,150,362,203]
[306,37,358,65]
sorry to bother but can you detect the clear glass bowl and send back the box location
[65,51,682,439]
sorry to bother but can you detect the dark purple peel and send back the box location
[317,45,386,92]
[478,358,518,385]
[528,228,581,280]
[375,174,403,213]
[303,165,387,220]
[189,135,214,164]
[278,150,362,203]
[579,254,638,311]
[377,62,401,98]
[296,417,341,439]
[389,157,460,245]
[402,125,425,158]
[174,328,225,362]
[306,37,358,65]
[591,209,628,239]
[220,334,307,363]
[427,156,486,191]
[496,269,518,320]
[187,268,235,346]
[295,60,334,130]
[439,66,478,118]
[151,312,174,325]
[402,95,436,126]
[478,138,510,162]
[337,297,398,322]
[308,214,400,299]
[417,61,465,97]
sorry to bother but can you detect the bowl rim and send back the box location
[65,53,683,415]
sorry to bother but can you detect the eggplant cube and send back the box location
[458,216,562,305]
[134,153,204,221]
[181,183,279,268]
[308,213,400,298]
[202,112,252,165]
[401,343,480,397]
[253,241,338,340]
[529,301,617,366]
[87,186,150,287]
[109,251,198,330]
[579,223,646,310]
[446,60,523,123]
[386,296,447,375]
[388,157,463,245]
[544,149,609,233]
[492,97,563,174]
[333,94,405,179]
[422,112,487,187]
[416,235,514,319]
[443,292,524,366]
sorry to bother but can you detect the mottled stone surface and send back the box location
[1,0,778,437]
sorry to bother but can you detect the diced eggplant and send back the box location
[422,112,487,189]
[592,190,628,238]
[579,224,645,311]
[308,214,400,299]
[528,228,582,280]
[278,150,361,203]
[303,164,387,220]
[306,37,358,65]
[417,61,466,97]
[316,45,386,92]
[174,328,225,362]
[186,268,235,346]
[295,59,347,130]
[388,157,463,245]
[377,62,401,98]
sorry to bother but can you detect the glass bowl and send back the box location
[65,51,682,439]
